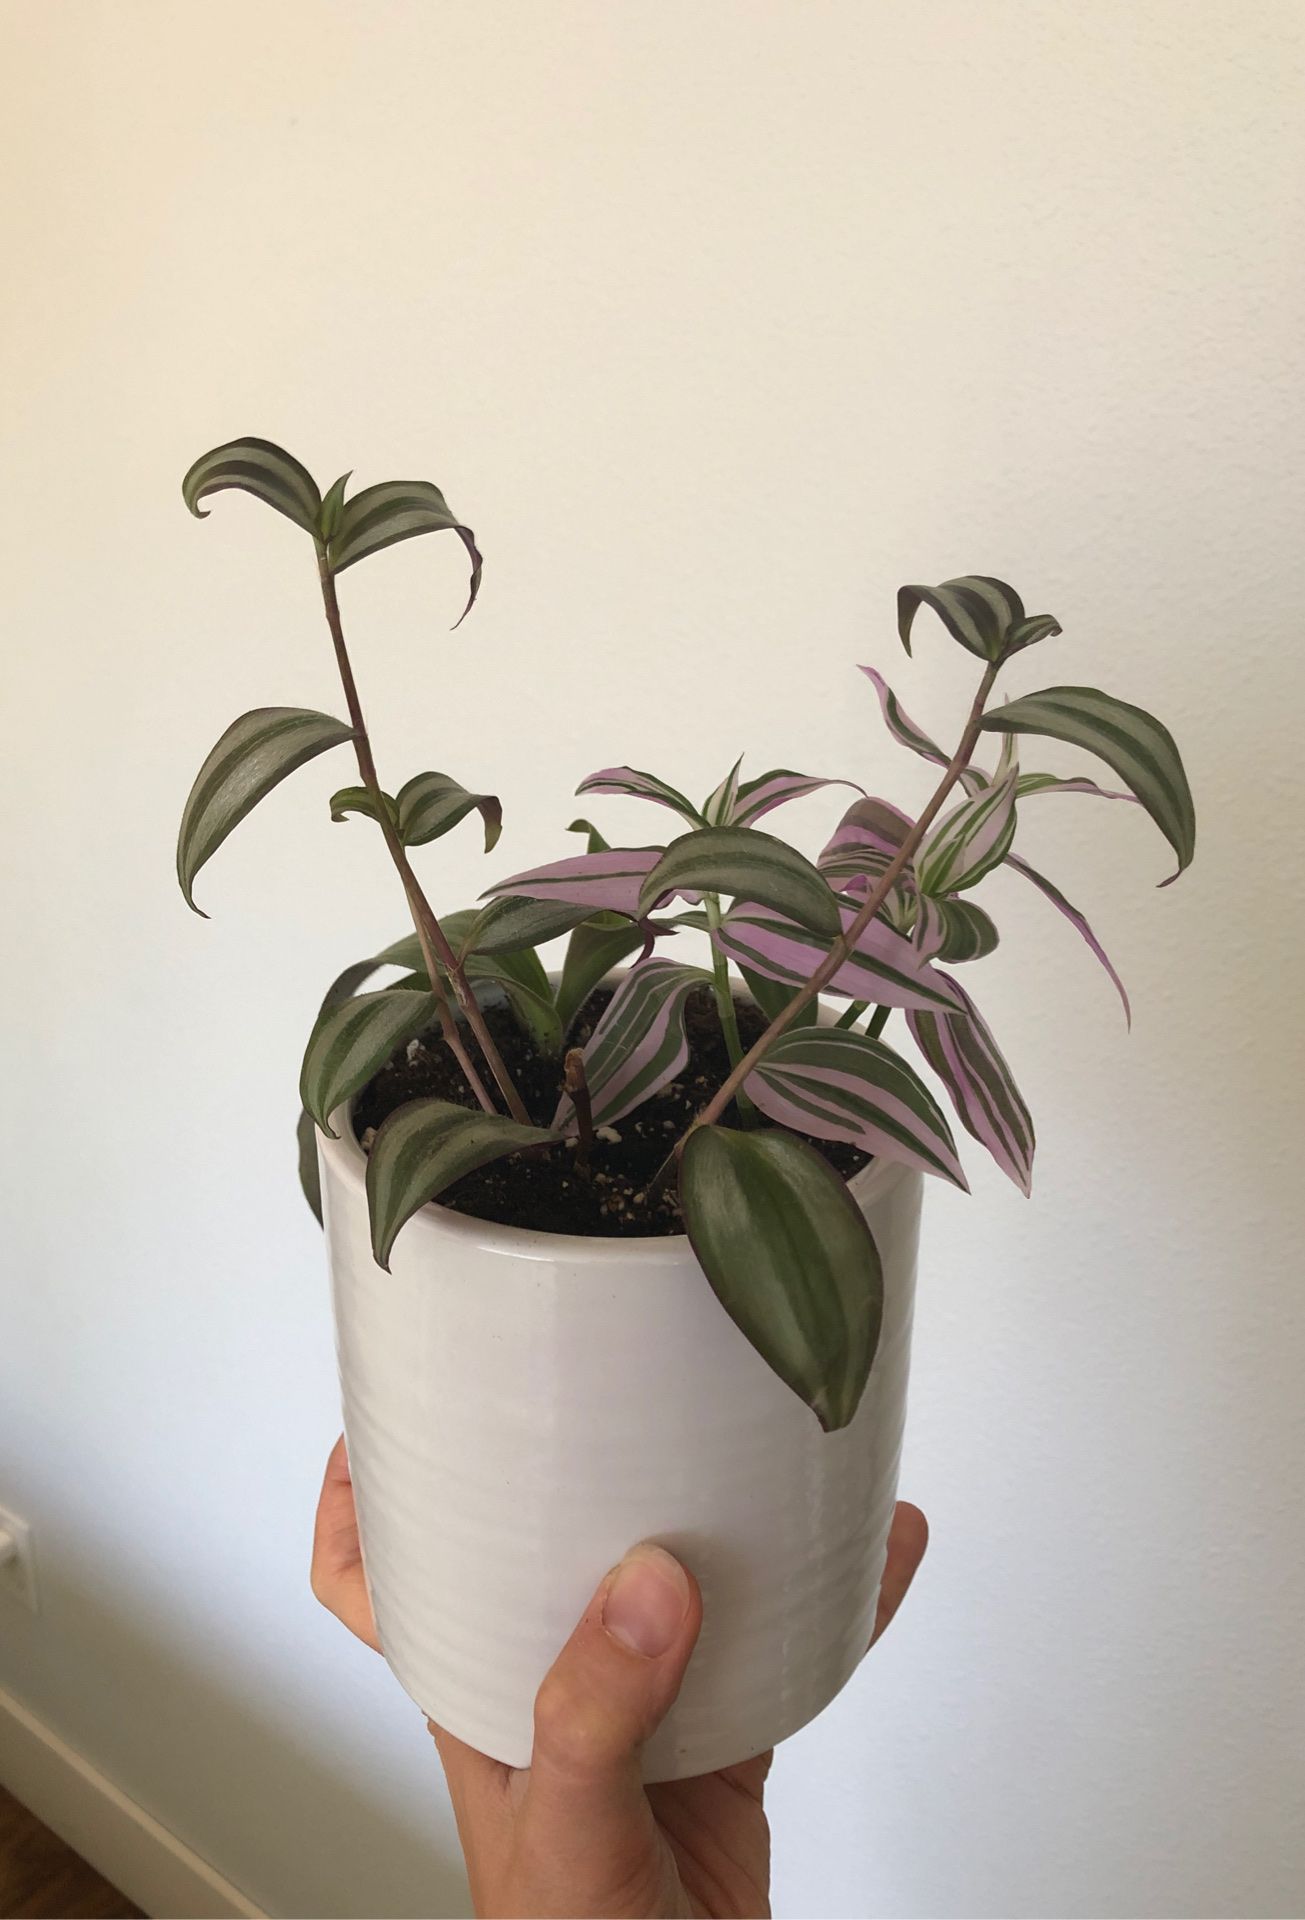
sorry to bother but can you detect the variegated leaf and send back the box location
[553,958,711,1132]
[556,915,649,1034]
[300,988,438,1137]
[737,967,820,1030]
[713,901,964,1012]
[318,472,351,541]
[329,785,399,828]
[702,756,744,826]
[730,767,864,828]
[458,896,594,958]
[981,686,1195,882]
[485,848,663,919]
[745,1026,966,1187]
[818,797,917,928]
[1005,853,1129,1023]
[907,983,1035,1194]
[568,817,611,853]
[182,437,321,536]
[327,480,482,626]
[367,1101,557,1268]
[680,1127,883,1431]
[639,828,842,938]
[913,895,999,964]
[1016,771,1136,802]
[859,666,987,797]
[917,749,1019,897]
[177,707,354,913]
[370,918,564,1052]
[395,772,502,853]
[898,574,1051,664]
[576,767,702,825]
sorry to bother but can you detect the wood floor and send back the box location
[0,1787,142,1919]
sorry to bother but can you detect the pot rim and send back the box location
[319,1106,916,1267]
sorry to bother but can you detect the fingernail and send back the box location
[602,1544,690,1658]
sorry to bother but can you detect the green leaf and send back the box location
[568,817,611,854]
[460,896,593,957]
[300,988,438,1137]
[556,915,648,1033]
[981,685,1195,882]
[639,827,842,938]
[737,967,819,1029]
[318,472,351,542]
[330,784,399,828]
[326,479,482,626]
[177,707,354,913]
[897,575,1028,661]
[914,895,999,963]
[465,947,562,1057]
[680,1127,884,1431]
[297,1108,324,1225]
[182,437,322,536]
[396,773,502,853]
[367,1100,556,1268]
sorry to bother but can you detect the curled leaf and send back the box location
[396,773,502,853]
[367,1101,557,1269]
[553,958,711,1131]
[327,480,482,625]
[300,988,438,1137]
[182,437,322,536]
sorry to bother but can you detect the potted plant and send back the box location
[177,437,1195,1782]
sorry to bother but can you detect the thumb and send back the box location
[518,1543,701,1883]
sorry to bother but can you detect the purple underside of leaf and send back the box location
[484,847,664,918]
[744,1067,967,1187]
[907,985,1034,1195]
[1021,776,1139,802]
[859,665,987,796]
[1004,852,1131,1025]
[576,767,699,821]
[553,959,707,1131]
[714,901,964,1011]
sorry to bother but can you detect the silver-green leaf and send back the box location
[981,685,1195,882]
[680,1126,884,1432]
[367,1100,556,1269]
[182,437,322,536]
[177,707,355,913]
[396,773,502,853]
[300,988,438,1138]
[330,785,399,828]
[326,480,482,626]
[639,827,842,938]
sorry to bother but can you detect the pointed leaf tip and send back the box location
[182,437,322,535]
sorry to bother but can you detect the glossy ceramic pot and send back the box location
[318,1093,921,1782]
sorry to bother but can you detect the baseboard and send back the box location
[0,1684,265,1919]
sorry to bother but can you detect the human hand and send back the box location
[312,1436,928,1918]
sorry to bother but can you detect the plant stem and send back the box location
[564,1048,596,1168]
[835,999,870,1030]
[704,893,756,1119]
[866,1004,891,1039]
[315,555,531,1125]
[684,661,999,1140]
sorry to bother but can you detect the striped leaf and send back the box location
[300,988,438,1137]
[177,706,354,912]
[568,817,611,852]
[318,472,351,541]
[917,748,1019,896]
[367,1101,556,1269]
[330,785,398,828]
[182,437,321,536]
[680,1127,884,1431]
[370,919,564,1053]
[576,767,702,825]
[898,574,1059,665]
[730,767,863,828]
[745,1027,966,1187]
[461,895,594,957]
[1016,771,1136,803]
[981,686,1195,883]
[913,895,999,964]
[556,915,649,1033]
[639,828,842,938]
[297,953,390,1220]
[702,756,744,826]
[395,773,502,853]
[486,848,663,919]
[1005,853,1129,1023]
[553,958,711,1131]
[859,667,986,797]
[714,901,965,1012]
[907,984,1035,1194]
[737,967,820,1030]
[817,799,917,930]
[326,480,482,626]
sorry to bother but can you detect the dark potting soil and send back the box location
[352,986,869,1238]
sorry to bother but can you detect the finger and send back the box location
[426,1718,513,1906]
[517,1544,702,1898]
[870,1500,929,1648]
[310,1435,381,1653]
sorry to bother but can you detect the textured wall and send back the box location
[2,4,1302,1915]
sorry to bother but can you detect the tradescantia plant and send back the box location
[178,438,1196,1433]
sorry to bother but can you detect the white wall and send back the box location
[3,3,1303,1915]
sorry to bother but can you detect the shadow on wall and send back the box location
[3,1546,471,1920]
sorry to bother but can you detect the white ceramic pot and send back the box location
[318,1069,922,1783]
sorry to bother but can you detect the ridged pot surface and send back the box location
[318,1112,921,1782]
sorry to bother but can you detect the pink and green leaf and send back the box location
[744,1026,967,1187]
[485,847,664,919]
[730,768,864,828]
[917,748,1019,896]
[912,895,999,964]
[640,828,842,937]
[553,957,712,1132]
[576,767,703,826]
[907,983,1035,1195]
[713,901,965,1012]
[1005,853,1130,1024]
